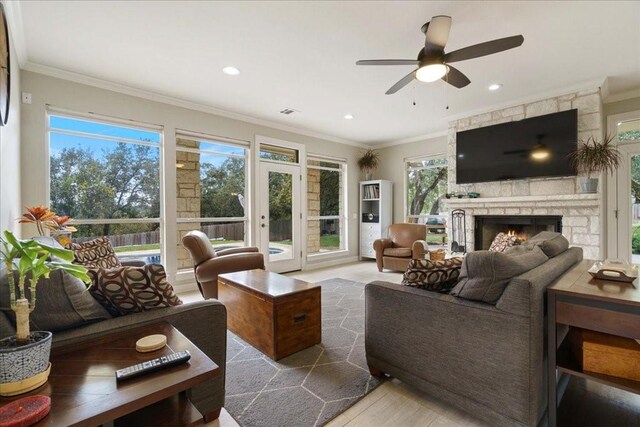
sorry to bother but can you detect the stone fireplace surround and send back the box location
[443,87,604,260]
[475,214,562,250]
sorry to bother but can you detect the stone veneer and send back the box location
[176,138,201,269]
[444,87,604,259]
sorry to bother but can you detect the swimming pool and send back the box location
[119,246,283,265]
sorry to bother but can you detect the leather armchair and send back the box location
[182,230,265,299]
[373,223,427,272]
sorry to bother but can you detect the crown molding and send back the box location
[372,130,448,149]
[3,0,27,67]
[22,62,369,149]
[444,77,607,126]
[605,88,640,104]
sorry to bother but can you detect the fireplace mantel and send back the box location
[444,193,600,207]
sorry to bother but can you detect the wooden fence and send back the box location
[72,219,293,247]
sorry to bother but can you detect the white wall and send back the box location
[375,136,448,223]
[20,70,363,283]
[0,2,21,236]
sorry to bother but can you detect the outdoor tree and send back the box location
[200,157,246,218]
[407,164,448,217]
[50,143,160,236]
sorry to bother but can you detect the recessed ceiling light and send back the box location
[344,114,354,120]
[488,83,502,91]
[617,122,622,126]
[222,66,240,76]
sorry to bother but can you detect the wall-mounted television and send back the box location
[455,109,578,184]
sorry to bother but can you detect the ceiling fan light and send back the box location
[530,148,550,160]
[415,64,448,83]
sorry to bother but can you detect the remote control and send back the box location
[115,350,191,382]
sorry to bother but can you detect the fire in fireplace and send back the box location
[474,215,562,251]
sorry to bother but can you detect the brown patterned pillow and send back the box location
[488,232,521,252]
[89,264,182,317]
[402,257,464,292]
[71,237,122,269]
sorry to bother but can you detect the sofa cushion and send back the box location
[0,269,111,332]
[450,245,548,304]
[384,247,413,257]
[89,264,182,317]
[488,232,521,252]
[70,237,122,269]
[522,231,569,258]
[402,257,463,292]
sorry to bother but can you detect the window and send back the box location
[307,156,347,255]
[176,134,249,270]
[616,118,640,142]
[48,113,162,263]
[260,144,298,163]
[406,157,448,246]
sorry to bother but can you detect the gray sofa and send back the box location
[365,245,583,427]
[0,298,227,422]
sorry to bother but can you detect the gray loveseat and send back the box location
[0,291,227,422]
[365,243,583,426]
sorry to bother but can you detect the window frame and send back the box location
[404,154,448,224]
[306,154,348,258]
[175,131,251,270]
[47,109,163,259]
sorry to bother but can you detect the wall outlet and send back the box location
[21,92,32,104]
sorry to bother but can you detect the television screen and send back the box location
[455,109,578,184]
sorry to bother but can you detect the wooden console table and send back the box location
[0,322,219,426]
[547,260,640,427]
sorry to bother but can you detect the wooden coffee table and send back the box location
[0,322,219,427]
[218,269,321,360]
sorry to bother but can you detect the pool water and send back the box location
[119,247,282,265]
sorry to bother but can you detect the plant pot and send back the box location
[0,331,52,396]
[364,171,373,181]
[579,177,599,194]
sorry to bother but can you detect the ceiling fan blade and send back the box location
[443,65,470,88]
[444,35,524,63]
[386,71,416,95]
[424,15,452,53]
[356,59,419,66]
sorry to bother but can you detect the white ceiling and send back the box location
[15,1,640,145]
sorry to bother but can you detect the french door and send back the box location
[259,162,302,272]
[607,111,640,264]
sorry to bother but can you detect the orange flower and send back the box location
[19,206,55,224]
[45,215,77,233]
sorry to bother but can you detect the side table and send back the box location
[0,322,219,426]
[547,259,640,427]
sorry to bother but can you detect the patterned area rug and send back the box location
[224,278,383,426]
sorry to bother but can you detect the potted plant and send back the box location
[357,149,380,181]
[0,226,89,396]
[568,134,622,193]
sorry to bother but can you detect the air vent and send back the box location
[279,108,298,115]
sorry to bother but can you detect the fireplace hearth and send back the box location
[474,215,562,251]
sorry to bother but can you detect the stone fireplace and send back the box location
[443,86,605,259]
[474,215,562,250]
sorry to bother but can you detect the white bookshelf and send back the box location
[359,180,393,259]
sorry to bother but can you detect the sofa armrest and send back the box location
[411,240,427,259]
[216,246,260,257]
[365,281,534,424]
[373,238,393,272]
[52,300,227,418]
[121,259,146,267]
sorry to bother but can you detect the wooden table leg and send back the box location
[547,292,557,427]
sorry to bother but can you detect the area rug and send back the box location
[224,278,383,426]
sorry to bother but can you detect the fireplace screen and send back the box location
[474,215,562,251]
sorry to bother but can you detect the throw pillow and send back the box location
[488,232,521,252]
[70,237,122,269]
[89,264,182,317]
[450,245,548,304]
[402,257,464,292]
[0,269,111,332]
[522,231,569,258]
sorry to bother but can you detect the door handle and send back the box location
[261,215,266,219]
[261,224,266,228]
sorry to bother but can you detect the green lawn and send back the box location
[320,234,340,248]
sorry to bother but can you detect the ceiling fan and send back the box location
[356,15,524,94]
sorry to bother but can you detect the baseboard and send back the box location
[304,256,359,270]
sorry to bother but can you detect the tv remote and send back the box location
[115,350,191,382]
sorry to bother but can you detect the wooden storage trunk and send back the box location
[571,329,640,382]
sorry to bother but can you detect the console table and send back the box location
[547,259,640,427]
[0,322,219,426]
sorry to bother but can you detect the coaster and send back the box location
[0,395,51,427]
[135,334,167,353]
